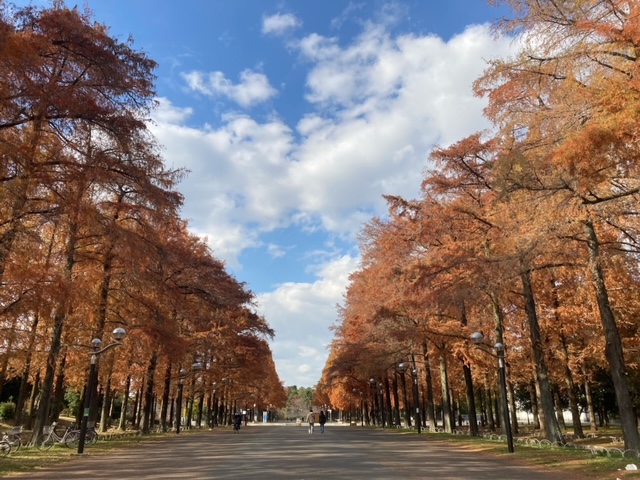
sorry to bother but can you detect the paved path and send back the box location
[12,424,583,479]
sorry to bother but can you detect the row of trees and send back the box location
[316,0,640,451]
[0,2,286,441]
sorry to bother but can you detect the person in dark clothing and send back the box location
[233,413,242,432]
[319,410,327,433]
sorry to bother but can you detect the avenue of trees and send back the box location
[0,2,286,441]
[317,0,640,452]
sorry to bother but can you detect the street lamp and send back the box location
[411,368,421,434]
[471,332,514,453]
[77,327,126,455]
[176,361,203,434]
[369,378,378,426]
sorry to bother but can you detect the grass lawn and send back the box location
[432,427,640,480]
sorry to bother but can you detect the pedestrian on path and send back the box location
[306,409,315,434]
[319,410,326,433]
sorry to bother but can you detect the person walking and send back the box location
[306,409,316,434]
[319,410,326,433]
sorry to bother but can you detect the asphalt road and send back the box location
[11,424,581,479]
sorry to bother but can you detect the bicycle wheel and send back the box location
[0,441,11,457]
[35,433,55,450]
[86,429,99,444]
[7,434,21,451]
[64,430,80,448]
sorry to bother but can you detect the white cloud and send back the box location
[267,243,287,258]
[151,22,518,385]
[262,13,302,36]
[258,255,358,386]
[182,69,277,107]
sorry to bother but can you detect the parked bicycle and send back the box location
[2,426,22,452]
[86,421,100,443]
[0,439,11,456]
[36,422,80,450]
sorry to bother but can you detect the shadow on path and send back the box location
[9,425,586,480]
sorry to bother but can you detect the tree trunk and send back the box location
[489,291,516,435]
[160,364,172,432]
[384,377,393,427]
[551,276,585,438]
[584,218,640,451]
[0,317,19,399]
[439,355,452,433]
[478,387,486,427]
[197,394,204,428]
[118,375,131,431]
[100,373,112,432]
[530,381,540,430]
[32,210,80,443]
[141,353,157,433]
[420,341,437,430]
[508,380,519,435]
[486,385,495,431]
[31,309,66,443]
[51,353,67,422]
[521,268,564,443]
[421,341,437,430]
[392,372,401,426]
[399,369,411,427]
[533,366,546,436]
[26,372,40,430]
[458,306,478,435]
[463,363,479,436]
[582,370,597,434]
[554,387,566,431]
[16,313,40,425]
[560,341,585,438]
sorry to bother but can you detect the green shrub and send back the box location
[64,389,81,417]
[0,401,16,420]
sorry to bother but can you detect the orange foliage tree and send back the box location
[0,2,285,441]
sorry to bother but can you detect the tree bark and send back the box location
[554,387,566,431]
[584,218,640,451]
[421,341,437,430]
[521,268,564,443]
[384,377,393,427]
[463,363,479,436]
[160,364,172,432]
[508,380,519,435]
[31,309,66,443]
[439,355,452,433]
[486,384,495,431]
[560,339,585,438]
[392,372,401,426]
[530,381,540,429]
[141,352,158,433]
[582,369,597,434]
[118,375,131,431]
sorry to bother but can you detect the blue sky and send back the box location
[23,0,518,387]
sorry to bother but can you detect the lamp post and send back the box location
[378,382,386,427]
[398,363,411,428]
[411,368,421,434]
[471,332,514,453]
[211,382,218,427]
[369,378,378,426]
[176,361,203,434]
[77,327,126,455]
